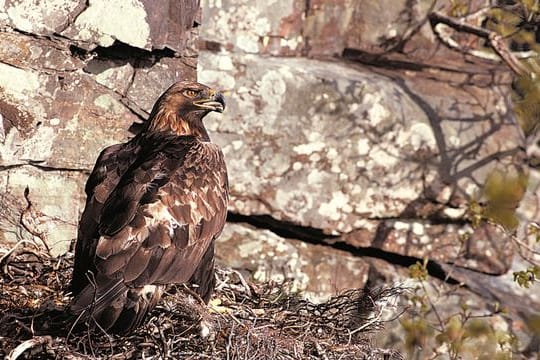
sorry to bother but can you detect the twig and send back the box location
[1,250,402,358]
[420,280,446,333]
[6,336,52,360]
[0,240,40,268]
[314,341,330,360]
[19,187,50,253]
[230,269,252,297]
[429,10,531,77]
[513,235,540,256]
[158,319,169,358]
[492,221,540,265]
[348,306,383,336]
[225,322,235,360]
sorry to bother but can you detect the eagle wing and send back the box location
[71,138,142,294]
[71,135,228,320]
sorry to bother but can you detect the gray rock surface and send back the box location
[201,0,444,57]
[1,0,85,35]
[198,0,540,356]
[0,0,200,51]
[201,52,522,274]
[216,223,369,302]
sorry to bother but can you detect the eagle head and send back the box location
[147,81,226,137]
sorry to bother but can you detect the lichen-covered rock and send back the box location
[1,0,85,35]
[0,65,139,170]
[62,0,152,49]
[59,0,199,51]
[216,223,369,301]
[201,0,539,352]
[201,0,441,57]
[202,0,304,55]
[200,51,522,274]
[126,57,197,112]
[0,168,86,254]
[342,0,436,56]
[0,31,83,72]
[202,53,433,228]
[86,60,135,95]
[1,0,199,52]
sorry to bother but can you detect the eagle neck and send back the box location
[146,108,211,141]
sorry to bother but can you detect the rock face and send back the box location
[200,0,525,278]
[1,0,199,51]
[199,2,540,355]
[0,2,199,255]
[216,223,369,302]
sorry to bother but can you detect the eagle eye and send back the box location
[183,89,199,98]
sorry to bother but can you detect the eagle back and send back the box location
[92,138,228,287]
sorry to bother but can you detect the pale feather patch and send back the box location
[146,201,188,238]
[140,285,157,299]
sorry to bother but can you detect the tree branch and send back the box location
[429,11,531,77]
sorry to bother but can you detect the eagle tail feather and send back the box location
[187,242,216,303]
[108,285,164,333]
[71,279,164,334]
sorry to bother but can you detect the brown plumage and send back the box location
[70,81,228,334]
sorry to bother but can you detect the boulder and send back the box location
[200,51,523,274]
[1,0,86,35]
[1,0,199,52]
[216,223,369,302]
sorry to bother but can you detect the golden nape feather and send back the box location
[70,81,228,334]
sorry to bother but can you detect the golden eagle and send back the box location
[70,81,228,333]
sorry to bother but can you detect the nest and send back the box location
[0,242,402,359]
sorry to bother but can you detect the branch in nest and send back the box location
[6,336,52,360]
[19,187,50,253]
[428,10,531,77]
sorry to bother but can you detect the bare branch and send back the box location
[429,11,531,77]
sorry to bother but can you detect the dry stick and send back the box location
[225,322,235,360]
[6,336,52,360]
[230,269,252,297]
[513,237,540,267]
[314,341,330,360]
[516,223,540,256]
[0,240,38,267]
[157,322,169,358]
[348,307,383,336]
[486,220,540,266]
[428,11,530,77]
[19,187,50,254]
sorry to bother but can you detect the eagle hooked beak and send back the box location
[194,91,226,113]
